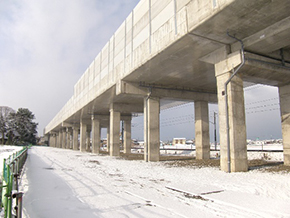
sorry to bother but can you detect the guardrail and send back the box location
[1,146,29,218]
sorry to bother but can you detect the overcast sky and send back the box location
[0,0,282,141]
[0,0,139,135]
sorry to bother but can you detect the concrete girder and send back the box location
[117,81,218,103]
[199,45,231,65]
[204,48,290,86]
[110,102,143,114]
[241,52,290,86]
[231,16,290,54]
[61,122,74,128]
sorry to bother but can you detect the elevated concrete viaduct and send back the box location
[46,0,290,172]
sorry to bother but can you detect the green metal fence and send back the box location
[1,146,29,218]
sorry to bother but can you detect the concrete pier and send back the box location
[73,127,79,151]
[144,97,160,162]
[66,128,70,149]
[86,130,90,152]
[57,133,60,148]
[80,121,87,152]
[195,101,210,160]
[68,129,73,149]
[279,84,290,165]
[110,109,121,156]
[59,130,62,148]
[123,116,132,154]
[215,52,248,172]
[91,115,101,154]
[62,129,66,149]
[107,125,110,153]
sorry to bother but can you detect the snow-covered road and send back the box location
[21,147,290,218]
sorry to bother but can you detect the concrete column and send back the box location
[62,129,66,149]
[279,84,290,165]
[66,128,70,149]
[80,121,87,152]
[56,134,60,148]
[144,97,160,162]
[107,126,110,153]
[195,101,210,159]
[123,116,132,154]
[215,71,247,172]
[48,134,52,147]
[69,130,73,149]
[72,127,79,150]
[53,135,56,147]
[51,133,56,148]
[59,130,63,148]
[86,129,91,152]
[49,134,52,147]
[110,109,121,156]
[91,116,101,154]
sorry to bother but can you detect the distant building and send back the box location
[172,138,186,145]
[186,140,194,145]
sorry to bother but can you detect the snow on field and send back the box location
[0,145,24,174]
[20,147,290,218]
[159,144,284,161]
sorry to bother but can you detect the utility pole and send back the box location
[214,112,217,151]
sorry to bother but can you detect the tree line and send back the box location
[0,106,38,145]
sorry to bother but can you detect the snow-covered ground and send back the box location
[20,146,290,218]
[158,144,284,162]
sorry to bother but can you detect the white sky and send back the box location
[0,0,282,141]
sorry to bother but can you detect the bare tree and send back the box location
[0,106,15,144]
